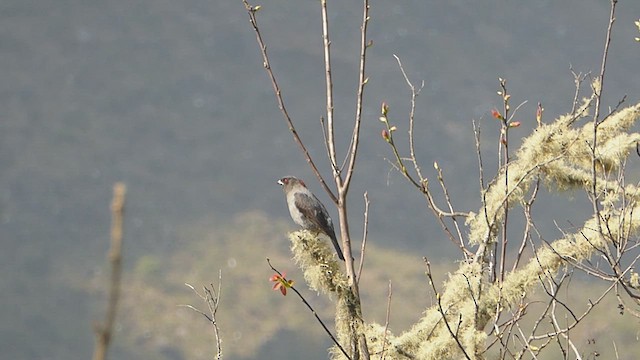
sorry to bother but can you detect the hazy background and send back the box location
[2,0,639,359]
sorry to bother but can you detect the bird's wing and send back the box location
[294,192,333,231]
[294,191,343,260]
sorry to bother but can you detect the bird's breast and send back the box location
[287,193,307,227]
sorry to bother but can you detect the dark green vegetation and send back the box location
[1,0,639,358]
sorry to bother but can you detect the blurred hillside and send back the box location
[87,211,640,360]
[1,0,639,358]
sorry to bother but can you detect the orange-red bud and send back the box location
[491,108,503,120]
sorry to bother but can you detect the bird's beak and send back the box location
[277,179,284,186]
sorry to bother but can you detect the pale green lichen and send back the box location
[468,103,640,246]
[288,230,348,294]
[381,104,640,359]
[288,230,365,359]
[290,103,640,359]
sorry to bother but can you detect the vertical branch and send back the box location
[342,0,371,191]
[493,81,526,282]
[333,0,371,287]
[327,0,372,357]
[512,179,539,272]
[208,273,224,360]
[320,0,338,173]
[497,78,510,284]
[92,182,126,360]
[590,0,617,241]
[593,0,617,127]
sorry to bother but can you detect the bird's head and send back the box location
[277,176,306,192]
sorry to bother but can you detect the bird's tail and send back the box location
[329,234,345,261]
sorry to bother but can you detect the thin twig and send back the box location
[266,259,352,360]
[424,258,472,360]
[393,55,426,182]
[357,192,370,284]
[472,119,486,190]
[512,178,540,272]
[181,273,223,359]
[320,116,339,173]
[528,267,620,341]
[434,162,468,259]
[380,281,392,360]
[569,66,587,115]
[382,59,468,258]
[383,128,472,256]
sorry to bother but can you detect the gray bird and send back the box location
[277,176,345,261]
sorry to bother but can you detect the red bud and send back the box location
[491,108,503,120]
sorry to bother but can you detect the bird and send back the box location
[277,176,345,261]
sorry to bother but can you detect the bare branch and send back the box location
[341,0,371,192]
[434,162,469,259]
[393,54,426,182]
[92,182,126,360]
[357,192,370,284]
[424,258,473,360]
[267,259,352,360]
[319,0,338,177]
[181,273,223,359]
[380,281,392,360]
[589,0,617,267]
